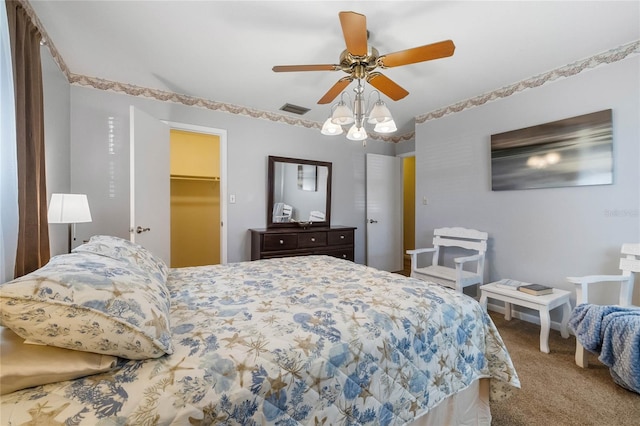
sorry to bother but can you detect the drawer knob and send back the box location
[342,254,347,258]
[311,237,315,242]
[340,235,345,239]
[279,239,284,244]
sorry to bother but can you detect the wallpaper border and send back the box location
[416,40,640,126]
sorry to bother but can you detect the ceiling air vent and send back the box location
[280,103,310,115]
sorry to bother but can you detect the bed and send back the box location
[0,235,519,425]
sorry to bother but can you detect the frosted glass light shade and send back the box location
[48,194,92,224]
[321,117,344,135]
[346,125,367,141]
[367,101,393,124]
[374,119,397,134]
[331,102,355,125]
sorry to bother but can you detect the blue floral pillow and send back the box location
[73,235,168,286]
[0,252,173,359]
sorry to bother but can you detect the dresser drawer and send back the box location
[324,248,355,262]
[328,230,353,246]
[263,233,298,251]
[298,232,327,248]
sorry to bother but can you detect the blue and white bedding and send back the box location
[1,250,519,425]
[569,303,640,393]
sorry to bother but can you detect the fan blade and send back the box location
[378,40,455,68]
[339,11,368,56]
[367,72,409,101]
[273,64,339,72]
[318,77,353,104]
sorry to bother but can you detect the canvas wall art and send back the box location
[490,109,613,191]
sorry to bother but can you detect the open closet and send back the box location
[170,129,220,267]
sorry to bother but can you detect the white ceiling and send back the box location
[29,1,640,140]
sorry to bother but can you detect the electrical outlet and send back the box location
[229,194,236,204]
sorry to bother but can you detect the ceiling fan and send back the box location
[272,11,455,105]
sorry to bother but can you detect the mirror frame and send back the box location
[267,156,332,228]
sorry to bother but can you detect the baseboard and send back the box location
[486,302,573,335]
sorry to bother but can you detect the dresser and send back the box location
[250,226,356,261]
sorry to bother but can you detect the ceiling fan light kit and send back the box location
[273,10,455,144]
[327,84,397,145]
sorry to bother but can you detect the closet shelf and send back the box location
[171,174,220,182]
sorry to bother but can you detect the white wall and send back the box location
[68,86,395,264]
[41,48,71,256]
[415,57,640,306]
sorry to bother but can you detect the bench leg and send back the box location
[504,302,512,321]
[539,308,551,353]
[479,293,488,312]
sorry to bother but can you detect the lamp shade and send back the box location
[48,194,92,224]
[374,119,397,134]
[331,102,355,125]
[367,101,393,124]
[346,125,367,141]
[321,117,344,135]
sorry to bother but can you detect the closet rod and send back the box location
[171,174,220,182]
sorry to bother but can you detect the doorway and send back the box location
[169,129,221,268]
[402,155,416,275]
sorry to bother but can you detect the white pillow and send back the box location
[0,251,173,360]
[73,235,168,285]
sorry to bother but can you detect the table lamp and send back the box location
[47,193,92,253]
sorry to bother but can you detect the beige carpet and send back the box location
[488,311,640,426]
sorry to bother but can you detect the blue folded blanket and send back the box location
[569,303,640,394]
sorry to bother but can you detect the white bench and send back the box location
[479,281,571,353]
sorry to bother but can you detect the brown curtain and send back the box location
[6,0,50,277]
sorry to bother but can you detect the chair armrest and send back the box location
[566,275,628,285]
[454,254,481,264]
[406,248,437,255]
[406,248,438,273]
[567,274,632,305]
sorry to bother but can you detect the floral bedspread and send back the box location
[1,256,519,425]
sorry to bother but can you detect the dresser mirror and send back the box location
[267,156,332,228]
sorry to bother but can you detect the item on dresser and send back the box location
[250,225,356,261]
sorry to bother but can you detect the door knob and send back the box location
[368,219,378,224]
[136,226,151,234]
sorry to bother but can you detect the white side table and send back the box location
[479,281,572,353]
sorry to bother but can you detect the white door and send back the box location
[129,106,171,264]
[366,153,403,271]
